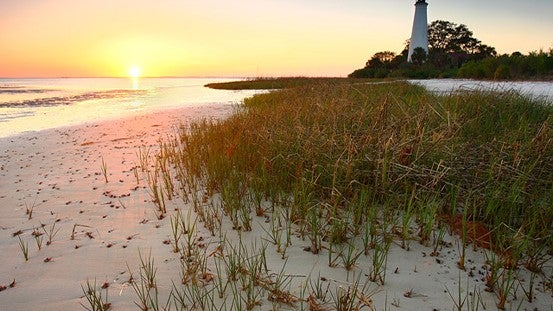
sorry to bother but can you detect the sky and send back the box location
[0,0,552,78]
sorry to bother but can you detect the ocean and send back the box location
[0,78,261,138]
[1,78,552,139]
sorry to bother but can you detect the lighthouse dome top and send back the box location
[416,0,428,4]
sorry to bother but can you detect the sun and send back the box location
[129,65,141,78]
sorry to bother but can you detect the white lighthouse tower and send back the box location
[407,0,429,62]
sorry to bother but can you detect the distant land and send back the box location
[350,20,553,81]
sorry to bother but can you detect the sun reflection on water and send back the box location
[129,100,144,110]
[131,77,140,90]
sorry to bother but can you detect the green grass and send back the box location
[118,78,552,310]
[205,77,374,90]
[173,79,552,253]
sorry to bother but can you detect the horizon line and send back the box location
[0,75,249,79]
[0,75,345,79]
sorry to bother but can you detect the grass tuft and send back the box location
[171,80,552,257]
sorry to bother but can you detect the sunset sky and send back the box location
[1,0,552,78]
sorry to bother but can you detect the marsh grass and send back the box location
[169,213,182,253]
[457,204,469,270]
[260,206,284,253]
[137,146,151,173]
[70,223,92,241]
[205,77,373,90]
[129,78,552,310]
[307,205,323,254]
[417,196,438,246]
[431,223,446,256]
[484,249,501,292]
[184,80,551,251]
[519,268,538,303]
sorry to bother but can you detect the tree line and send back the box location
[349,20,553,80]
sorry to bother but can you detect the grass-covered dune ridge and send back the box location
[171,80,552,260]
[115,79,553,310]
[205,77,373,90]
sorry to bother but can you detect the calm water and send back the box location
[0,78,260,138]
[409,79,553,103]
[2,78,552,138]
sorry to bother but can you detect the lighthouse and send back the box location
[407,0,429,62]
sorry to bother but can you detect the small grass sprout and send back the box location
[127,250,161,311]
[25,196,38,220]
[369,236,391,285]
[81,279,111,311]
[32,228,44,250]
[169,213,182,253]
[401,190,416,250]
[496,268,517,310]
[445,272,469,311]
[337,242,363,271]
[43,221,61,246]
[70,223,92,241]
[100,156,108,183]
[17,235,30,261]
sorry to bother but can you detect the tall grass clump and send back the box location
[139,79,553,309]
[163,79,550,280]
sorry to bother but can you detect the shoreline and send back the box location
[0,104,235,310]
[0,102,236,141]
[0,77,260,140]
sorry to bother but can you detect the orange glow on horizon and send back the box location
[1,0,552,78]
[0,0,409,78]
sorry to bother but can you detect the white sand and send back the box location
[408,79,553,104]
[0,103,551,310]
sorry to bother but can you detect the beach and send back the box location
[0,104,232,309]
[2,0,553,308]
[1,82,552,310]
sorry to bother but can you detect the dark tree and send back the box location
[410,47,427,66]
[458,49,553,80]
[366,51,397,68]
[428,20,496,68]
